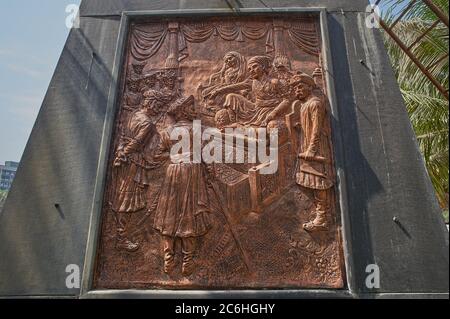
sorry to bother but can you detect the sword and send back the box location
[298,154,330,178]
[299,154,331,163]
[208,178,253,273]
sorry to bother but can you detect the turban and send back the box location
[248,56,273,72]
[290,72,316,88]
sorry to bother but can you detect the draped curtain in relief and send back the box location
[130,19,320,62]
[130,23,168,62]
[179,21,274,56]
[287,21,321,56]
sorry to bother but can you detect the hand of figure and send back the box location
[262,112,277,127]
[203,164,217,185]
[270,78,280,90]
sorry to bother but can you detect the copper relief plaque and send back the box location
[94,15,345,289]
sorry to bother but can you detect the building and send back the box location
[0,161,19,190]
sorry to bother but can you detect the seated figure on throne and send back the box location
[199,51,248,114]
[209,55,292,128]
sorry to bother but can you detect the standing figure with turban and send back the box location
[291,73,335,232]
[111,90,171,252]
[153,95,212,277]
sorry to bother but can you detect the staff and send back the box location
[207,173,253,273]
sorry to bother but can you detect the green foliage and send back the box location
[443,210,449,224]
[382,0,449,207]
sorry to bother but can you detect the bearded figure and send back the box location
[199,51,248,113]
[291,73,335,232]
[210,55,292,127]
[111,90,171,252]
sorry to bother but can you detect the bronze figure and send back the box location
[153,96,212,276]
[291,73,335,232]
[110,91,170,252]
[199,51,248,114]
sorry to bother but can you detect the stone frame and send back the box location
[78,7,354,299]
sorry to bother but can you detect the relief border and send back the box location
[80,8,352,299]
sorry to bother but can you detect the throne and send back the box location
[209,102,301,222]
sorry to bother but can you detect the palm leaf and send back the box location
[382,0,449,206]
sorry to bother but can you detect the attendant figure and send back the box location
[271,54,294,83]
[153,95,212,276]
[111,90,170,252]
[291,73,334,232]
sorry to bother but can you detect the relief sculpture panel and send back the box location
[94,15,346,289]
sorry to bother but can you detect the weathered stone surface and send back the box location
[0,16,121,296]
[0,0,447,298]
[327,11,448,294]
[79,0,369,16]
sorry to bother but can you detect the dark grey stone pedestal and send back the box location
[0,0,448,299]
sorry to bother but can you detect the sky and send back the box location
[0,0,81,164]
[0,0,396,165]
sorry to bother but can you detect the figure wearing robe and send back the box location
[291,73,335,232]
[153,96,212,276]
[199,51,248,114]
[111,91,170,252]
[210,56,291,127]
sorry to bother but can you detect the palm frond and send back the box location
[382,0,449,206]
